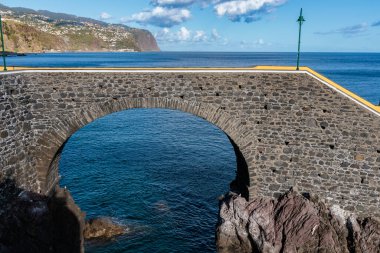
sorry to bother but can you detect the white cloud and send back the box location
[151,0,222,8]
[151,0,195,7]
[155,27,225,43]
[177,26,191,40]
[122,7,191,27]
[222,38,229,45]
[315,23,369,36]
[155,28,176,42]
[99,12,112,20]
[199,0,222,7]
[125,0,288,28]
[193,30,207,41]
[160,28,171,35]
[155,27,192,41]
[214,0,287,22]
[211,28,221,40]
[255,38,265,45]
[240,38,269,48]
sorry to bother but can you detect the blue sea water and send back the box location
[7,52,378,252]
[60,109,236,253]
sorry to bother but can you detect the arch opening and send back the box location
[48,108,251,197]
[54,108,249,252]
[37,98,251,197]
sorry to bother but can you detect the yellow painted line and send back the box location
[301,67,380,114]
[253,66,380,114]
[3,66,257,71]
[253,66,298,71]
[2,66,292,71]
[1,65,379,114]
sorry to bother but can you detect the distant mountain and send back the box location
[0,4,160,53]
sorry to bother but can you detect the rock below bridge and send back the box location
[0,181,85,253]
[216,189,380,253]
[84,217,127,240]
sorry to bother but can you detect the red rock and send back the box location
[216,189,380,253]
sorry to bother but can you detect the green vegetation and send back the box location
[3,21,67,53]
[0,3,159,53]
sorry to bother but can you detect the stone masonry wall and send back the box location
[0,71,379,217]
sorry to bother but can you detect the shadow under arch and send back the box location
[32,97,251,199]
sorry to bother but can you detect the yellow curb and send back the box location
[302,67,380,114]
[253,66,380,113]
[253,66,298,71]
[3,66,257,71]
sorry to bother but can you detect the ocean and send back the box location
[6,52,379,252]
[60,109,235,253]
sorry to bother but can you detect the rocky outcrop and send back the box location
[0,180,85,253]
[84,217,127,240]
[130,28,160,52]
[0,179,128,252]
[216,189,380,253]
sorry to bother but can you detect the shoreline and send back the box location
[0,51,27,56]
[2,49,161,55]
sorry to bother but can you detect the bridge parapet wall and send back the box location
[0,69,379,217]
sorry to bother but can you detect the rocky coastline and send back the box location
[216,188,380,253]
[0,51,27,56]
[0,180,126,253]
[84,217,127,241]
[1,179,379,253]
[0,180,85,253]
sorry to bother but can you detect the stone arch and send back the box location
[32,97,253,198]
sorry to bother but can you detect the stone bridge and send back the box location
[0,67,379,217]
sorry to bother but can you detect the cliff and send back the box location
[0,4,160,53]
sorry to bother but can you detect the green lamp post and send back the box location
[0,14,7,71]
[296,8,305,70]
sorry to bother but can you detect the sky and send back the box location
[2,0,380,52]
